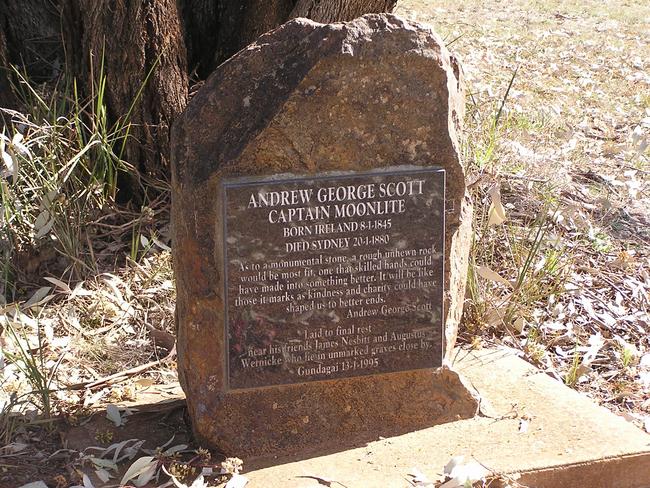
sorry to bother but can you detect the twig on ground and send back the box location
[66,346,176,390]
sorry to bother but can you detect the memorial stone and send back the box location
[171,14,478,460]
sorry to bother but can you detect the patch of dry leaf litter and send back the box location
[397,0,650,431]
[1,250,177,421]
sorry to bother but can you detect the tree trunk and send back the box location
[183,0,296,78]
[63,0,188,183]
[1,0,396,192]
[0,0,62,83]
[0,26,13,117]
[0,0,63,118]
[290,0,397,23]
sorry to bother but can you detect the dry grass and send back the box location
[1,249,176,410]
[398,0,650,427]
[0,249,177,486]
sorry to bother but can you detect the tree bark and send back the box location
[1,0,396,190]
[0,25,13,116]
[181,0,222,78]
[0,0,63,117]
[0,0,63,83]
[290,0,397,23]
[64,0,188,182]
[183,0,296,78]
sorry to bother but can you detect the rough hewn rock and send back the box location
[171,14,476,461]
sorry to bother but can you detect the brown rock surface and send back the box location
[171,13,475,460]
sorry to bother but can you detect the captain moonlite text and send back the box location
[246,179,426,223]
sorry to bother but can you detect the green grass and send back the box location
[565,348,583,387]
[462,62,572,337]
[0,60,155,299]
[4,316,61,421]
[0,312,66,444]
[505,111,554,133]
[466,194,571,335]
[0,57,164,446]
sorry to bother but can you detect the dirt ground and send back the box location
[397,0,649,419]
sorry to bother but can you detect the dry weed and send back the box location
[399,0,650,427]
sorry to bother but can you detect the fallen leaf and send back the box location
[580,295,597,320]
[106,404,125,427]
[33,209,50,233]
[153,237,171,251]
[582,333,604,365]
[135,378,155,388]
[440,456,489,488]
[477,265,512,287]
[487,186,507,226]
[82,474,95,488]
[513,316,526,333]
[95,469,112,483]
[120,456,156,486]
[2,442,28,453]
[23,286,52,308]
[17,482,48,488]
[43,277,72,293]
